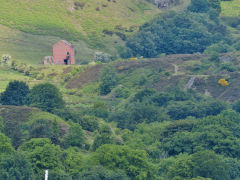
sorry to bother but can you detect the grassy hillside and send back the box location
[221,0,240,16]
[0,25,95,64]
[0,0,160,47]
[0,0,160,64]
[0,0,191,64]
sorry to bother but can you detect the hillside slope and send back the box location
[0,0,159,63]
[0,0,191,64]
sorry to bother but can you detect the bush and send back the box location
[126,11,228,58]
[27,83,65,112]
[94,144,155,179]
[113,86,130,98]
[99,66,118,95]
[0,152,35,180]
[78,115,99,132]
[76,166,129,180]
[0,80,30,106]
[61,123,85,148]
[220,62,236,72]
[94,52,113,63]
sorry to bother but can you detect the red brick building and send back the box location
[52,40,75,65]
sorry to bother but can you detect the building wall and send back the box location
[52,41,75,65]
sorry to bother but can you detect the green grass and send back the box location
[221,0,240,16]
[0,0,191,64]
[0,0,161,64]
[0,25,95,64]
[0,66,33,92]
[0,0,159,42]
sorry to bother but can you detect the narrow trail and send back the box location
[172,64,179,75]
[185,76,196,90]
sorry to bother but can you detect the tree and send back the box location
[0,80,30,106]
[27,83,65,112]
[188,0,210,13]
[167,153,193,179]
[0,152,35,180]
[99,66,118,95]
[191,150,231,180]
[19,138,51,151]
[125,11,228,58]
[0,133,14,158]
[167,151,231,180]
[94,144,155,179]
[76,166,129,180]
[188,0,221,14]
[0,116,3,132]
[20,139,64,176]
[92,133,114,151]
[64,148,84,177]
[62,123,85,148]
[29,119,52,139]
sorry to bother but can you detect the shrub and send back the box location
[27,83,65,112]
[94,144,155,179]
[78,115,99,132]
[0,80,30,106]
[218,78,229,86]
[113,86,130,98]
[94,52,113,63]
[1,54,11,64]
[220,62,236,72]
[99,66,118,95]
[61,123,85,148]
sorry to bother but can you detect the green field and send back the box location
[0,24,96,64]
[0,0,159,42]
[221,0,240,16]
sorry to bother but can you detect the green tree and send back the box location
[76,166,129,180]
[126,11,228,58]
[188,0,209,13]
[21,139,64,176]
[19,138,51,151]
[27,83,65,112]
[233,100,240,113]
[167,151,231,180]
[191,150,231,180]
[0,116,3,132]
[167,153,193,179]
[0,133,14,158]
[99,66,118,95]
[64,148,84,178]
[0,80,30,106]
[0,152,35,180]
[188,0,221,14]
[94,144,155,179]
[92,133,114,151]
[62,123,85,148]
[29,119,52,139]
[51,119,60,144]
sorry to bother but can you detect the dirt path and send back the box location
[185,76,196,90]
[172,64,179,74]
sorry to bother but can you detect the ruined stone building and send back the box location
[44,40,75,65]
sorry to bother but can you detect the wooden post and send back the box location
[45,170,48,180]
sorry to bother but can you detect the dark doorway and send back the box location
[64,52,70,65]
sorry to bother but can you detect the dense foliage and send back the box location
[124,5,230,58]
[0,80,29,106]
[1,1,240,179]
[27,83,65,112]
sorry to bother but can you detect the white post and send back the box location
[45,170,48,180]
